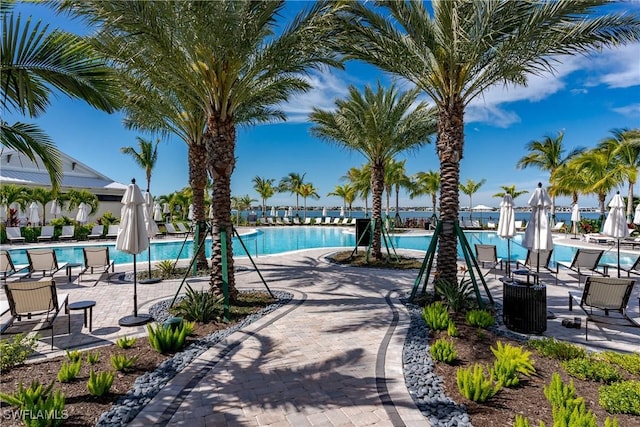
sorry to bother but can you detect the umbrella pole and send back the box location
[133,254,138,317]
[119,254,152,326]
[617,240,621,278]
[506,239,511,277]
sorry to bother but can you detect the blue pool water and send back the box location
[6,227,635,267]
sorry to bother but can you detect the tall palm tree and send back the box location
[410,170,440,217]
[66,1,342,300]
[343,165,371,217]
[1,4,119,190]
[492,185,529,202]
[65,189,99,216]
[341,0,640,284]
[252,177,276,218]
[309,82,437,260]
[385,159,411,227]
[516,131,584,222]
[28,187,55,225]
[459,179,486,221]
[328,184,356,218]
[0,184,28,225]
[298,183,320,220]
[278,173,306,217]
[598,128,640,222]
[120,137,159,192]
[231,195,257,225]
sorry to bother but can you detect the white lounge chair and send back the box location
[106,224,119,239]
[37,226,55,242]
[303,218,312,225]
[87,225,104,239]
[332,217,342,225]
[165,223,186,237]
[515,220,526,231]
[267,217,275,226]
[486,221,496,230]
[5,227,25,244]
[59,225,75,241]
[283,217,292,225]
[176,222,191,235]
[550,222,565,233]
[275,217,283,225]
[323,217,332,225]
[293,217,301,225]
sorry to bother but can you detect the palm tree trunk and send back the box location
[189,141,209,270]
[371,161,384,260]
[394,186,402,227]
[627,180,635,222]
[436,100,464,286]
[205,114,238,302]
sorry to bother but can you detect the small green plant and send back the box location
[0,380,66,427]
[157,259,175,278]
[604,417,620,427]
[147,320,190,353]
[57,359,82,383]
[447,320,459,337]
[434,277,474,312]
[513,414,546,427]
[422,302,451,331]
[87,370,114,397]
[173,284,222,322]
[116,336,136,349]
[429,338,457,364]
[110,354,138,371]
[599,380,640,415]
[65,350,82,363]
[490,342,536,387]
[86,351,100,365]
[0,333,38,371]
[528,338,586,361]
[544,373,597,427]
[476,329,487,340]
[465,309,495,328]
[456,363,501,402]
[562,356,621,383]
[601,351,640,376]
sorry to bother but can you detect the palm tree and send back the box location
[66,1,342,300]
[120,137,159,192]
[385,159,412,227]
[410,171,440,217]
[328,184,356,218]
[66,189,99,216]
[28,187,55,225]
[278,173,306,217]
[252,177,276,218]
[1,4,118,190]
[341,0,640,284]
[0,184,28,226]
[298,183,320,220]
[516,131,585,223]
[309,82,437,260]
[459,179,486,221]
[343,165,371,217]
[492,185,529,202]
[231,195,257,225]
[598,128,640,222]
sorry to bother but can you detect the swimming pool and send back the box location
[5,227,636,267]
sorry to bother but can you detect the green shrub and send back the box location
[147,321,190,353]
[456,363,501,402]
[57,360,82,383]
[544,373,597,427]
[562,357,621,383]
[490,342,536,388]
[599,380,640,415]
[430,338,457,364]
[601,351,640,376]
[0,333,38,372]
[173,284,222,322]
[422,302,451,331]
[604,417,620,427]
[110,354,138,371]
[86,352,100,365]
[465,309,495,328]
[87,371,114,397]
[157,260,175,278]
[528,338,586,361]
[0,380,66,427]
[434,278,474,312]
[65,350,82,363]
[447,320,459,337]
[115,336,136,349]
[513,414,546,427]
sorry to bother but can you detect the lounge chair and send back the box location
[568,276,638,340]
[37,226,55,242]
[556,248,605,286]
[323,217,332,225]
[79,247,115,286]
[275,217,284,225]
[1,279,70,349]
[620,237,640,250]
[303,218,312,225]
[515,249,554,278]
[283,217,292,225]
[599,254,640,278]
[87,225,104,240]
[59,225,75,241]
[486,221,496,230]
[293,217,301,225]
[26,249,68,279]
[267,217,275,226]
[515,221,526,231]
[176,222,191,235]
[106,224,119,239]
[550,222,565,233]
[165,223,186,237]
[584,233,615,245]
[474,244,502,278]
[0,250,29,281]
[332,217,342,225]
[5,227,25,244]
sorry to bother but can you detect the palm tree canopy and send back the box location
[120,137,159,191]
[517,131,585,173]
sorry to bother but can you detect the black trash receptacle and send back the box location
[502,280,547,334]
[355,219,371,246]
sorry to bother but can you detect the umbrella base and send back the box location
[139,278,162,284]
[119,314,152,327]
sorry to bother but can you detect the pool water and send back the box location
[6,228,635,267]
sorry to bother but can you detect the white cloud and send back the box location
[613,103,640,118]
[581,44,640,88]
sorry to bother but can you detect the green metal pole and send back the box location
[192,222,200,276]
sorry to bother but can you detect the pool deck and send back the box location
[1,229,639,426]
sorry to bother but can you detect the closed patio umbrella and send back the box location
[187,204,194,221]
[322,207,327,217]
[75,202,89,224]
[522,183,553,280]
[602,192,629,278]
[116,179,152,326]
[288,206,293,218]
[50,199,61,219]
[340,206,345,217]
[141,191,161,285]
[28,202,40,226]
[270,206,276,217]
[634,203,640,225]
[571,203,581,239]
[497,195,515,277]
[163,203,170,222]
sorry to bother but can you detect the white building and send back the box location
[1,148,127,224]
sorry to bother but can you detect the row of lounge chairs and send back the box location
[258,217,357,226]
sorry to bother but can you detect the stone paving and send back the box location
[1,233,639,426]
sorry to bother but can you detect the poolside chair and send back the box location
[267,217,275,226]
[79,247,115,286]
[516,249,554,276]
[550,222,565,233]
[87,225,104,240]
[165,223,186,237]
[37,226,55,242]
[332,217,342,225]
[323,217,332,225]
[5,227,25,244]
[515,221,526,231]
[599,254,640,278]
[1,279,70,349]
[275,217,284,225]
[26,249,68,279]
[0,250,29,281]
[486,221,496,230]
[303,218,312,225]
[176,222,191,235]
[568,276,638,340]
[556,248,604,286]
[293,217,301,225]
[59,225,75,241]
[584,233,615,245]
[620,237,640,250]
[474,244,503,278]
[106,224,119,239]
[283,217,292,225]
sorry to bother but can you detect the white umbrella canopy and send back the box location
[339,206,345,217]
[571,203,581,236]
[144,192,159,238]
[288,206,293,217]
[603,192,629,278]
[28,202,40,225]
[270,206,276,217]
[75,202,89,224]
[522,183,553,280]
[187,204,194,221]
[50,199,61,218]
[322,207,327,217]
[633,203,640,225]
[153,203,163,222]
[497,195,516,276]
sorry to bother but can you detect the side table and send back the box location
[68,300,96,332]
[65,263,83,282]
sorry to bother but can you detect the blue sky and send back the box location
[5,2,640,209]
